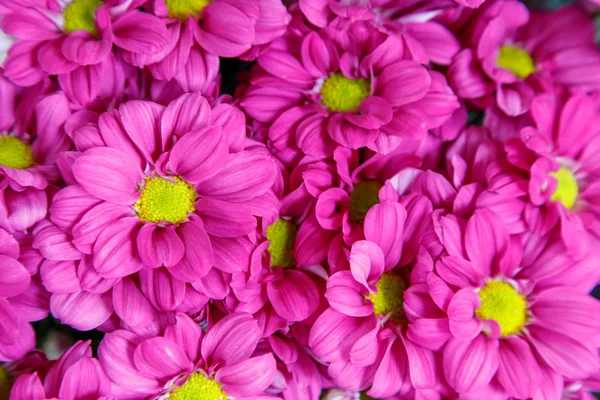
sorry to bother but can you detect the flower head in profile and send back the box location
[241,18,459,157]
[405,209,600,398]
[9,341,112,400]
[98,312,276,399]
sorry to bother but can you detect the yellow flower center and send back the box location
[135,176,195,224]
[320,73,371,112]
[266,218,298,268]
[497,45,536,79]
[550,166,579,210]
[164,0,211,20]
[367,272,406,324]
[349,180,382,224]
[169,372,226,400]
[475,280,528,337]
[63,0,102,35]
[0,136,34,170]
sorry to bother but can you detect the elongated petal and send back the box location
[364,202,406,270]
[58,357,110,400]
[0,255,30,297]
[9,373,45,400]
[350,241,385,290]
[497,337,541,399]
[267,270,319,322]
[325,271,372,317]
[112,277,154,328]
[164,313,204,363]
[137,224,184,268]
[50,291,113,331]
[217,354,277,397]
[139,267,185,311]
[133,337,192,379]
[443,335,499,393]
[168,217,214,281]
[201,312,261,367]
[93,218,144,279]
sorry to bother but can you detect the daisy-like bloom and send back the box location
[48,93,278,317]
[9,341,113,400]
[0,82,71,233]
[298,0,461,66]
[98,312,277,399]
[405,209,600,398]
[240,17,459,156]
[0,227,49,362]
[482,91,600,259]
[127,0,290,91]
[309,240,445,398]
[0,0,169,88]
[447,1,600,137]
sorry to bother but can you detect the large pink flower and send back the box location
[0,0,169,88]
[0,80,71,232]
[10,340,113,400]
[405,209,600,398]
[447,1,600,137]
[481,91,600,259]
[124,0,290,91]
[0,227,49,362]
[240,17,459,156]
[48,93,278,317]
[98,312,277,399]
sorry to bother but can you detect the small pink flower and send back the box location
[98,312,277,399]
[406,209,600,397]
[10,340,113,400]
[0,0,169,89]
[240,17,459,156]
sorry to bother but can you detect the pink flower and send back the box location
[126,0,290,91]
[481,91,600,259]
[447,1,600,137]
[0,81,72,232]
[98,312,277,399]
[48,93,277,319]
[0,0,169,88]
[0,226,49,362]
[9,340,113,400]
[405,209,600,397]
[240,17,459,156]
[298,0,462,66]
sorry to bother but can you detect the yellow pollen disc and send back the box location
[169,372,226,400]
[0,136,34,170]
[366,272,406,324]
[497,45,536,79]
[550,166,579,210]
[63,0,103,35]
[320,73,371,112]
[349,180,382,224]
[135,176,195,224]
[266,218,298,268]
[165,0,211,20]
[475,280,527,337]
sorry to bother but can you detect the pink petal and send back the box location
[58,357,110,400]
[315,188,349,230]
[93,218,145,279]
[40,260,80,294]
[137,224,184,268]
[112,10,169,54]
[368,338,410,398]
[9,373,45,400]
[0,255,30,297]
[139,267,185,311]
[349,240,385,290]
[167,216,214,281]
[435,256,485,288]
[2,188,47,232]
[160,92,211,141]
[118,101,165,163]
[364,202,406,270]
[112,277,154,328]
[201,312,261,367]
[31,220,80,261]
[72,147,143,205]
[294,214,336,267]
[190,268,230,300]
[496,336,541,399]
[133,337,192,380]
[164,313,204,363]
[325,271,372,317]
[465,209,508,276]
[377,61,431,107]
[267,269,319,322]
[194,198,256,238]
[50,291,112,331]
[217,354,277,398]
[49,185,101,235]
[443,335,499,393]
[72,202,132,255]
[447,288,482,340]
[195,2,255,57]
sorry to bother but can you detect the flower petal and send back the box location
[201,312,261,367]
[133,337,192,380]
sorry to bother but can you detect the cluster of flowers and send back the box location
[0,0,600,399]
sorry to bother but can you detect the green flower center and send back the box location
[497,45,536,79]
[63,0,102,35]
[366,272,406,324]
[475,280,527,337]
[550,166,578,210]
[135,176,196,224]
[164,0,211,20]
[0,136,34,169]
[0,366,10,400]
[266,218,298,268]
[169,372,226,400]
[320,73,371,112]
[349,180,382,224]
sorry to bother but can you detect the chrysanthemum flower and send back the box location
[447,1,600,136]
[126,0,290,91]
[240,19,459,156]
[49,93,278,317]
[0,83,71,232]
[9,340,112,400]
[98,312,276,399]
[405,209,600,398]
[0,0,169,88]
[309,240,443,398]
[481,91,600,259]
[298,0,461,66]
